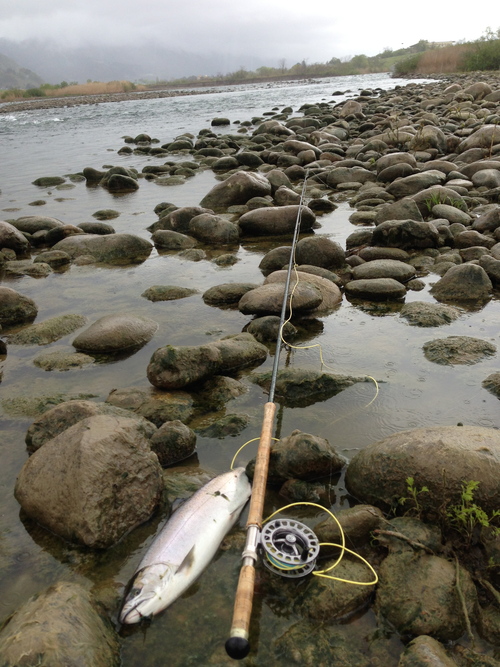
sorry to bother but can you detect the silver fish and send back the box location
[120,467,251,623]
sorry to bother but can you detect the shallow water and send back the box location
[1,73,499,664]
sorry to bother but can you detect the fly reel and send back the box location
[259,518,320,578]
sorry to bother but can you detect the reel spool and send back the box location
[260,518,320,578]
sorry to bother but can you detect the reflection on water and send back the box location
[1,73,500,664]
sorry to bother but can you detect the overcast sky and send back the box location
[0,0,497,65]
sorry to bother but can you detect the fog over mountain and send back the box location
[0,38,270,84]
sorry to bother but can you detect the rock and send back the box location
[188,213,239,244]
[44,224,85,246]
[430,264,492,302]
[14,415,163,548]
[264,269,342,314]
[238,281,322,315]
[423,335,496,365]
[372,220,440,249]
[386,171,446,199]
[457,124,500,153]
[472,207,500,234]
[142,285,197,301]
[33,249,71,268]
[274,185,301,205]
[92,208,120,220]
[149,420,196,466]
[202,282,258,305]
[0,581,119,667]
[195,413,250,438]
[399,301,461,327]
[25,398,156,453]
[412,186,467,218]
[147,332,268,389]
[151,229,196,250]
[199,171,272,211]
[250,368,370,408]
[375,516,442,555]
[73,314,158,354]
[358,247,410,262]
[33,348,94,372]
[345,425,500,516]
[149,206,213,233]
[32,175,66,187]
[454,230,496,249]
[258,246,293,274]
[376,551,476,641]
[351,259,415,283]
[482,372,500,398]
[249,430,345,484]
[4,259,52,278]
[78,221,115,235]
[376,152,418,173]
[246,315,297,343]
[398,635,457,667]
[211,117,230,126]
[315,505,384,552]
[374,198,424,225]
[238,205,315,236]
[10,215,64,234]
[295,236,345,269]
[106,386,194,426]
[8,314,86,345]
[297,556,376,620]
[345,278,407,300]
[431,203,472,225]
[105,173,139,192]
[473,169,500,189]
[53,233,153,264]
[0,287,38,327]
[0,220,30,254]
[279,478,336,506]
[326,166,376,187]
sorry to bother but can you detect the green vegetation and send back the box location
[463,27,500,71]
[446,480,500,546]
[398,476,429,517]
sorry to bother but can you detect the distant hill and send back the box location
[0,52,44,89]
[0,39,267,85]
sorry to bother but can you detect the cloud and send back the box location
[0,0,497,65]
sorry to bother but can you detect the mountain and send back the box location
[0,39,268,84]
[0,52,44,89]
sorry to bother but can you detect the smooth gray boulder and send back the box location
[295,236,345,269]
[142,285,197,301]
[345,278,407,300]
[398,636,460,666]
[106,386,195,426]
[386,170,446,198]
[345,425,500,515]
[15,415,163,548]
[0,581,120,667]
[73,314,158,353]
[10,215,64,234]
[351,259,416,283]
[200,171,272,211]
[238,281,322,315]
[202,282,258,305]
[264,269,342,314]
[0,287,38,327]
[52,233,152,263]
[147,332,268,389]
[374,198,424,225]
[238,205,315,236]
[430,263,492,302]
[151,229,196,249]
[0,220,30,254]
[188,213,239,244]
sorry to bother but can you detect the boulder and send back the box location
[264,269,342,314]
[0,220,30,254]
[199,172,272,211]
[238,205,315,236]
[399,301,461,327]
[149,420,196,466]
[423,335,496,365]
[376,551,476,641]
[25,398,156,453]
[457,124,500,153]
[430,263,492,302]
[188,213,239,244]
[147,332,268,389]
[351,259,415,283]
[345,278,407,300]
[149,206,213,233]
[8,314,86,346]
[14,415,163,548]
[72,314,158,353]
[295,236,345,269]
[106,386,194,426]
[10,215,64,234]
[372,220,440,249]
[52,233,153,264]
[0,287,38,327]
[386,171,446,199]
[238,281,322,315]
[0,581,119,667]
[345,425,500,515]
[202,282,258,305]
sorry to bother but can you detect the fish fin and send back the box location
[177,545,196,575]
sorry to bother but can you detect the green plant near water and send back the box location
[423,192,466,213]
[446,480,500,546]
[398,477,429,517]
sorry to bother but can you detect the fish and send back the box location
[120,467,251,624]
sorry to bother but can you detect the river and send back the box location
[1,72,499,665]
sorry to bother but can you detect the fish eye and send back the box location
[129,586,142,599]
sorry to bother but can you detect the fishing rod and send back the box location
[225,173,310,660]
